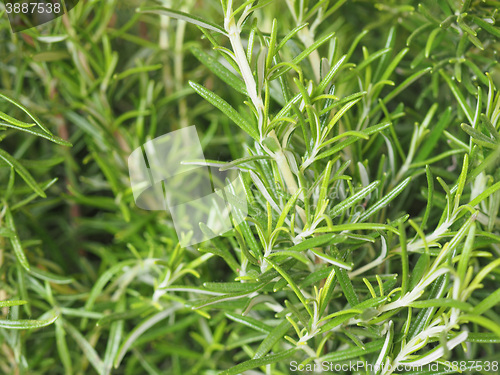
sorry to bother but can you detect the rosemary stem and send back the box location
[224,5,305,223]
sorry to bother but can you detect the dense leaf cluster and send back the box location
[0,0,499,374]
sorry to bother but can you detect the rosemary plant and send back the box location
[0,0,499,374]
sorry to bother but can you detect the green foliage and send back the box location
[1,0,500,374]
